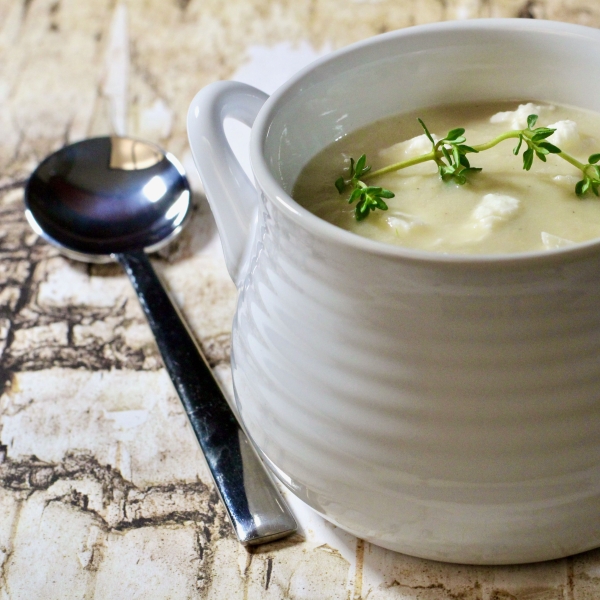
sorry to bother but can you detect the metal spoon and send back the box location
[24,136,297,545]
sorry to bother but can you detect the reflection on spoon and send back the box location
[24,136,297,545]
[109,136,163,170]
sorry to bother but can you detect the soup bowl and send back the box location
[187,19,600,564]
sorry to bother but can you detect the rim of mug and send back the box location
[249,18,600,266]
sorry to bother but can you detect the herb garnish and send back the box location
[335,114,600,220]
[334,155,395,221]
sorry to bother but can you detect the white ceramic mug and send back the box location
[187,19,600,564]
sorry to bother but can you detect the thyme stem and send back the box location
[471,131,521,152]
[558,151,587,172]
[365,132,524,181]
[365,152,436,180]
[365,132,592,182]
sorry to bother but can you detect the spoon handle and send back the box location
[117,250,297,545]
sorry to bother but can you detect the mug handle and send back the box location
[187,81,269,287]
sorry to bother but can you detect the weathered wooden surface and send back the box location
[2,0,600,598]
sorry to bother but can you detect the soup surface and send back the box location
[292,102,600,254]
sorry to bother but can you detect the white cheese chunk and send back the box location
[490,103,553,130]
[386,212,426,232]
[379,133,438,174]
[553,174,580,188]
[455,194,522,244]
[541,231,575,250]
[472,194,521,231]
[402,133,437,156]
[546,120,580,150]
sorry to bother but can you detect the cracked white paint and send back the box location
[3,0,600,597]
[4,496,96,598]
[94,526,201,599]
[77,524,102,568]
[104,410,149,431]
[107,441,132,480]
[11,321,68,350]
[102,3,129,136]
[0,1,22,52]
[139,98,173,140]
[0,370,212,488]
[37,260,129,309]
[49,479,106,516]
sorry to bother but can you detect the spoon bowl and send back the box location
[25,137,190,260]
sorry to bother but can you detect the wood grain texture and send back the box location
[2,0,600,597]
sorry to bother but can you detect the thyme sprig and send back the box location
[335,154,395,221]
[418,119,481,185]
[511,114,561,170]
[334,114,600,221]
[571,153,600,197]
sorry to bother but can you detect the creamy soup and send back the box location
[292,102,600,254]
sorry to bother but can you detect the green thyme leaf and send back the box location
[443,135,466,145]
[538,141,561,154]
[441,146,451,164]
[348,187,363,203]
[457,144,478,154]
[576,178,592,196]
[531,128,555,142]
[523,147,534,170]
[354,154,367,177]
[418,118,435,145]
[355,202,368,220]
[445,127,465,141]
[452,145,461,165]
[527,114,538,129]
[513,135,523,156]
[335,177,346,194]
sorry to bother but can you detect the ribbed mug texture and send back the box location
[232,187,600,564]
